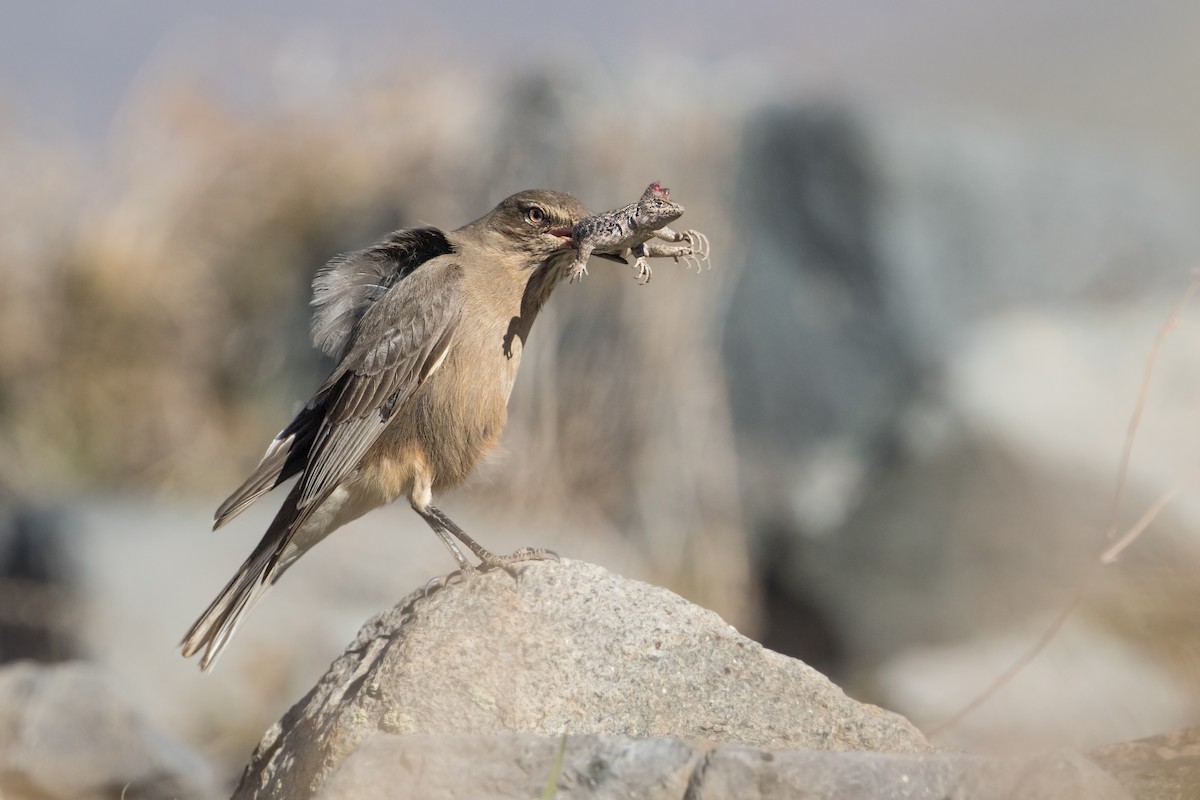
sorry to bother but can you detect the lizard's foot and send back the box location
[477,546,559,579]
[568,262,589,283]
[683,230,710,268]
[633,256,653,285]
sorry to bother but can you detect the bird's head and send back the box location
[485,189,589,259]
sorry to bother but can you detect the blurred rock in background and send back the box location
[3,2,1200,790]
[728,101,1200,750]
[0,661,218,800]
[0,503,78,664]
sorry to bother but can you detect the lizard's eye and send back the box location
[526,207,545,224]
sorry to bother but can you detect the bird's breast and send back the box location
[403,317,518,490]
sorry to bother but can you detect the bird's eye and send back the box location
[526,207,545,224]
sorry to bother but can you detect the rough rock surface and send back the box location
[234,559,929,798]
[0,660,218,800]
[313,733,1131,800]
[1090,725,1200,800]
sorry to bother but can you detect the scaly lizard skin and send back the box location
[570,182,710,284]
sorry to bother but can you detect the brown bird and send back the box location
[182,189,589,670]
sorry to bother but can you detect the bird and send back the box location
[181,189,590,670]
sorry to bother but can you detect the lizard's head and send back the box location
[641,181,670,201]
[635,183,684,229]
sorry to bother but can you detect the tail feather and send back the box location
[180,545,276,671]
[184,483,309,670]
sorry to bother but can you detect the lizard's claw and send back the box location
[684,230,711,268]
[633,257,653,285]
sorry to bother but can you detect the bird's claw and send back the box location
[476,546,559,579]
[422,575,447,597]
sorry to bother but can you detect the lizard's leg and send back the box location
[650,225,688,243]
[651,227,710,269]
[569,244,593,282]
[652,226,705,263]
[630,243,654,285]
[686,230,710,265]
[640,242,702,271]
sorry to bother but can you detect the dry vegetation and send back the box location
[0,57,754,625]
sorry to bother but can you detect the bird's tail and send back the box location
[180,543,276,671]
[182,483,306,671]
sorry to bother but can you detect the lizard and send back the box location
[569,182,710,284]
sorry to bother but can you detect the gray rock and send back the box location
[0,660,218,800]
[726,104,1200,500]
[314,734,697,800]
[234,559,929,798]
[724,106,1200,760]
[312,733,1131,800]
[1090,725,1200,800]
[698,744,1130,800]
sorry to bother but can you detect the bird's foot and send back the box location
[476,547,560,579]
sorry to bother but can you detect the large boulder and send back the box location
[234,559,929,798]
[313,734,1130,800]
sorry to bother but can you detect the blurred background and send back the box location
[3,1,1200,795]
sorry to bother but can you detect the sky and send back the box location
[2,1,1200,160]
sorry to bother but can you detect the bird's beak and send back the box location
[549,227,573,248]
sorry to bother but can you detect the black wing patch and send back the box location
[311,227,455,359]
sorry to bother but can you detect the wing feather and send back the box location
[311,227,455,359]
[213,230,460,530]
[292,259,464,522]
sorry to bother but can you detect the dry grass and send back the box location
[0,55,753,626]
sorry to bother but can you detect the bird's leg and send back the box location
[419,504,556,576]
[413,505,475,573]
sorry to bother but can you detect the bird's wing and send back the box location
[292,258,464,524]
[212,395,328,530]
[311,227,456,360]
[213,236,461,532]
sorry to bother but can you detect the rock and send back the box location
[695,746,1129,800]
[723,103,1200,695]
[312,733,1130,800]
[0,503,78,664]
[850,306,1200,752]
[314,734,696,800]
[67,494,654,775]
[233,559,929,798]
[0,660,218,800]
[876,614,1200,754]
[725,104,1200,495]
[1090,725,1200,800]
